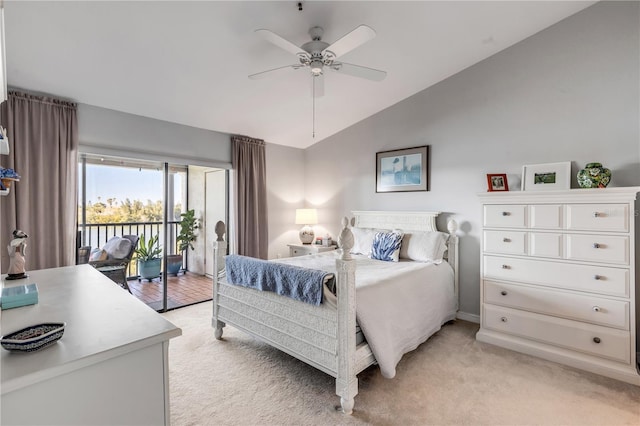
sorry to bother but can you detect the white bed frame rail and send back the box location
[211,211,459,414]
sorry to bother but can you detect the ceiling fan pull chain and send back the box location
[312,76,316,138]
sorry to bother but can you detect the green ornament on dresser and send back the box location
[577,163,611,188]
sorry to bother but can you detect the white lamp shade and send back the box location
[295,208,318,225]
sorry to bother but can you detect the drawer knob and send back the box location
[503,238,511,243]
[594,274,602,280]
[593,337,601,344]
[500,317,508,323]
[592,306,601,312]
[592,243,601,249]
[500,291,508,296]
[501,264,510,269]
[501,212,510,216]
[593,212,600,218]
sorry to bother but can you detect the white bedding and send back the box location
[275,251,456,378]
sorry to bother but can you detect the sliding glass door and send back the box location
[78,154,227,311]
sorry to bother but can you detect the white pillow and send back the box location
[89,248,108,262]
[102,236,133,260]
[350,227,377,256]
[400,231,448,263]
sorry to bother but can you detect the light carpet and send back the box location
[163,301,640,425]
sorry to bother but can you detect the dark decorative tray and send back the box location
[1,322,65,352]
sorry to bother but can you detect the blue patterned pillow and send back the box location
[371,231,404,262]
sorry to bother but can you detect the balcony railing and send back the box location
[78,221,181,278]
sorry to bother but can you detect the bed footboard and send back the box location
[212,218,361,414]
[335,254,357,414]
[212,221,227,339]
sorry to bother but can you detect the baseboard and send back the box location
[456,311,479,323]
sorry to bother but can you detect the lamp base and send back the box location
[299,225,315,244]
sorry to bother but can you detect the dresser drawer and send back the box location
[529,204,563,229]
[566,204,629,232]
[290,248,308,257]
[566,234,629,265]
[288,244,336,257]
[483,256,629,297]
[483,231,527,255]
[529,232,563,258]
[484,280,629,329]
[484,205,526,228]
[484,305,631,363]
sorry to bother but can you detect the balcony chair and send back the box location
[89,235,139,293]
[77,246,91,265]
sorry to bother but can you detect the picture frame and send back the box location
[486,173,509,192]
[521,161,571,191]
[376,146,429,193]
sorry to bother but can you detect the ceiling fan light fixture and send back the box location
[252,24,386,138]
[310,60,323,75]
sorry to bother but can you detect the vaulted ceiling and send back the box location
[4,1,595,149]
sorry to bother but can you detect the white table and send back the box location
[1,264,182,425]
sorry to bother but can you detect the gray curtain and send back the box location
[232,135,268,259]
[0,91,78,271]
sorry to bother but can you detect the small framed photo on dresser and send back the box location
[487,173,509,192]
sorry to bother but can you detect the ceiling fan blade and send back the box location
[249,64,303,80]
[311,74,324,98]
[255,29,306,57]
[328,62,387,82]
[322,25,376,59]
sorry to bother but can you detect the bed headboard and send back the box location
[352,210,440,231]
[351,211,459,310]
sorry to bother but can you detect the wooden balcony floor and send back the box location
[127,272,212,311]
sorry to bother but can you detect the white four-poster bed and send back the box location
[212,211,459,414]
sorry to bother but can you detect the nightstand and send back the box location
[287,243,336,257]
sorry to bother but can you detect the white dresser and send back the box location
[477,188,640,385]
[1,265,182,425]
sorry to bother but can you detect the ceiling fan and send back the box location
[249,25,387,98]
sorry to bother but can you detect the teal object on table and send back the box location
[577,162,611,188]
[1,283,38,309]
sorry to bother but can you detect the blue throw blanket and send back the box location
[225,255,333,306]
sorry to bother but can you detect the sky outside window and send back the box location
[84,164,164,204]
[78,164,184,205]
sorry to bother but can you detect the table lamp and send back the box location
[295,208,317,244]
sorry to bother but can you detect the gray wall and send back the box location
[76,101,303,262]
[78,103,231,168]
[265,142,306,260]
[302,2,640,318]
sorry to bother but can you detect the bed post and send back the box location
[446,219,459,310]
[335,217,357,414]
[212,221,226,339]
